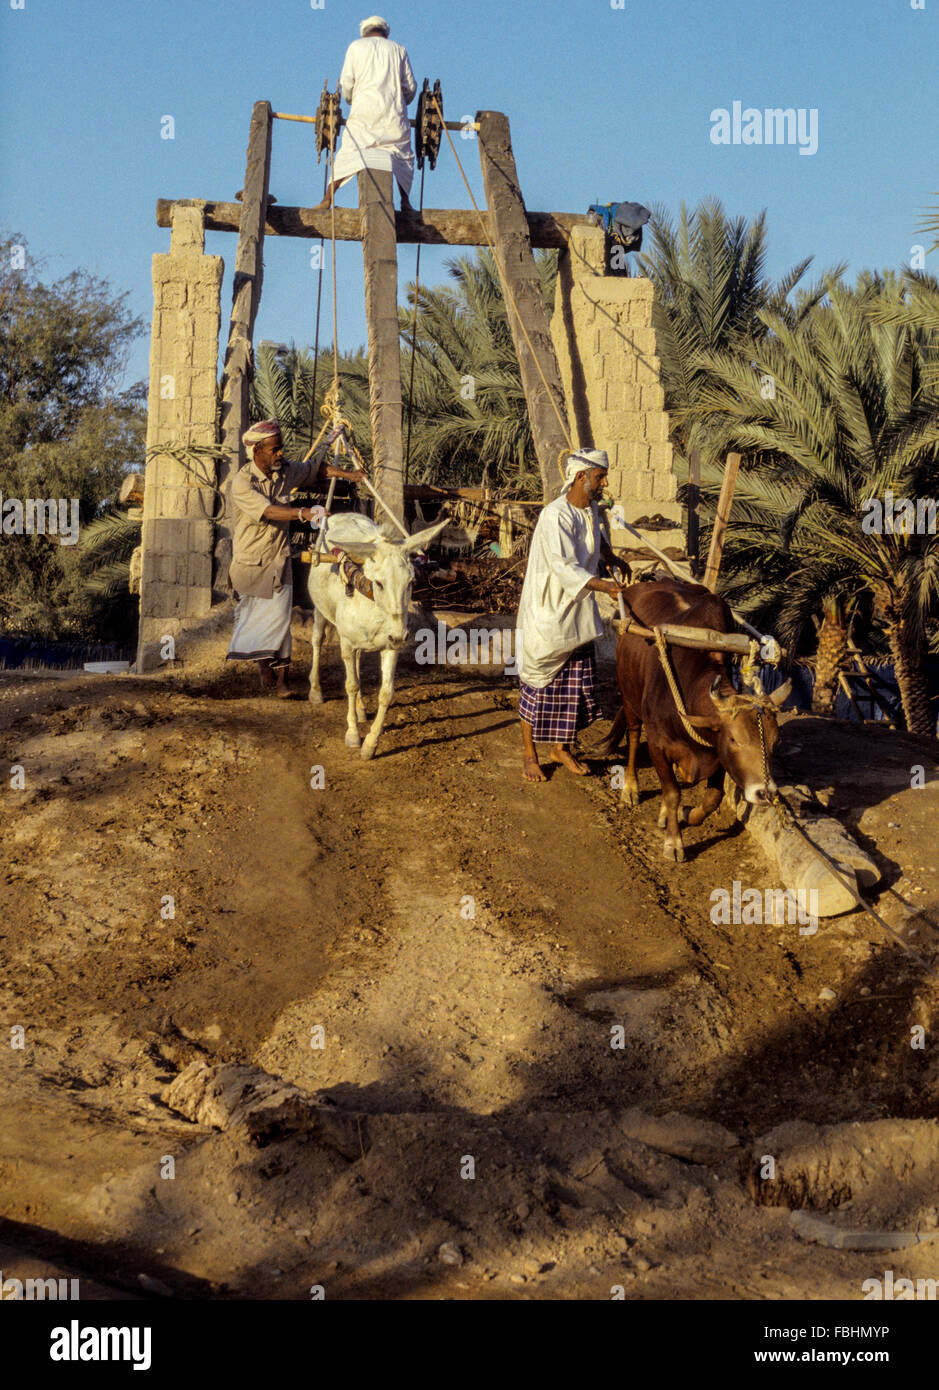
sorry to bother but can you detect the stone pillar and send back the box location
[550,225,683,554]
[137,202,224,672]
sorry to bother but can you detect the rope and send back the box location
[652,626,713,747]
[404,160,427,479]
[431,94,573,477]
[328,142,340,418]
[307,159,329,454]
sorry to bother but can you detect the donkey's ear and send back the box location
[404,516,450,554]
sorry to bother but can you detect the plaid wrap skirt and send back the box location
[518,643,600,743]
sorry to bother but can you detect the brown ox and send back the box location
[605,578,790,861]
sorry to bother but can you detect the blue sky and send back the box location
[1,0,937,393]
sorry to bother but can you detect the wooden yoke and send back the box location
[477,111,571,500]
[217,100,273,596]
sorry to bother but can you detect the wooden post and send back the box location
[476,111,570,500]
[217,100,273,595]
[686,449,701,577]
[703,452,741,591]
[359,168,404,530]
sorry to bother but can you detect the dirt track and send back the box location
[1,633,938,1300]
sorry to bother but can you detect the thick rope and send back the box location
[404,161,427,477]
[307,159,330,454]
[652,626,713,747]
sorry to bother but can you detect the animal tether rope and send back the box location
[652,625,712,747]
[404,160,427,477]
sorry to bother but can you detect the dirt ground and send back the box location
[1,620,938,1301]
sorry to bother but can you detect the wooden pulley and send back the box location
[314,81,342,160]
[415,79,443,171]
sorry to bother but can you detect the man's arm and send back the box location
[544,512,626,598]
[340,46,356,104]
[401,49,417,104]
[287,441,367,492]
[598,530,632,581]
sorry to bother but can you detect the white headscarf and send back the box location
[359,15,389,35]
[242,419,282,458]
[561,448,609,492]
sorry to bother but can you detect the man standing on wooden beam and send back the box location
[312,15,417,212]
[516,451,629,783]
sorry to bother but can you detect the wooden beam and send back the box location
[703,452,742,592]
[359,169,404,529]
[216,101,273,594]
[273,109,479,132]
[156,198,587,248]
[476,111,571,500]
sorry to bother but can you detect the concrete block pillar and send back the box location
[137,202,224,671]
[550,226,683,554]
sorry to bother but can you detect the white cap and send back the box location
[360,15,389,35]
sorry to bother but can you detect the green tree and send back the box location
[0,236,145,639]
[698,271,939,735]
[635,199,831,469]
[399,248,557,497]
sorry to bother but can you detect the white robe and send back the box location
[516,495,605,688]
[332,35,417,195]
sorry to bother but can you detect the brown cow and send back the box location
[605,577,790,861]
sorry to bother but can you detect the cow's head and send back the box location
[350,519,450,649]
[689,676,792,804]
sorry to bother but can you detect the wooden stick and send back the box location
[357,473,412,540]
[156,198,587,249]
[686,449,701,578]
[272,110,479,131]
[703,451,741,591]
[614,618,755,655]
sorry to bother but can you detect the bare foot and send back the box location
[522,756,546,783]
[550,744,588,775]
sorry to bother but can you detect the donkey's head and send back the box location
[351,519,450,648]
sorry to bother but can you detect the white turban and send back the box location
[360,15,389,35]
[242,419,281,456]
[561,448,609,492]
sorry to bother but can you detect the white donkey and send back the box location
[307,513,448,760]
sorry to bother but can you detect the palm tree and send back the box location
[250,341,373,468]
[398,249,556,498]
[697,271,939,734]
[635,198,832,470]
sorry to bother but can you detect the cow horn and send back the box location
[769,677,793,708]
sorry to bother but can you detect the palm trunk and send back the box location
[812,610,849,714]
[886,622,934,736]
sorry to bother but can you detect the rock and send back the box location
[728,780,881,917]
[137,1272,173,1297]
[616,1108,740,1165]
[633,1257,651,1272]
[438,1242,463,1267]
[818,987,836,1001]
[161,1059,363,1157]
